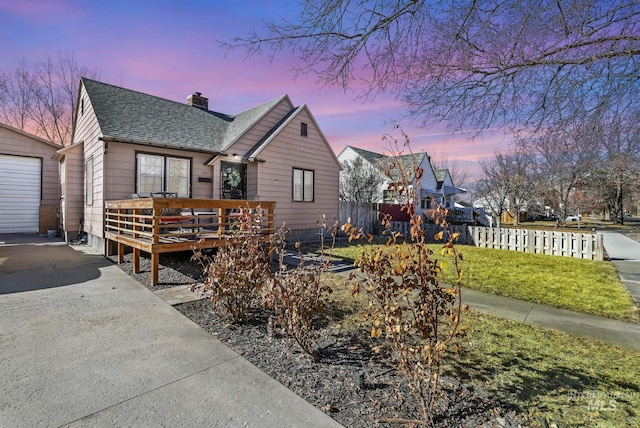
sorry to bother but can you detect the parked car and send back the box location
[535,214,557,221]
[565,214,582,222]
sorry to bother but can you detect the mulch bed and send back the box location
[112,251,527,427]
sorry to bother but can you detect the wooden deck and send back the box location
[104,198,276,285]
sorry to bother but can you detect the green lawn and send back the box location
[324,274,640,427]
[447,311,640,427]
[328,241,639,322]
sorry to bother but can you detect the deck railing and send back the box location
[104,198,276,285]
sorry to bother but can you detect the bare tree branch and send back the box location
[0,52,99,145]
[227,0,640,134]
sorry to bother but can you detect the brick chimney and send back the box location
[187,92,208,110]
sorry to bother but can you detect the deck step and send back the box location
[154,285,205,305]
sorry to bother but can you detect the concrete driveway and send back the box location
[0,235,342,427]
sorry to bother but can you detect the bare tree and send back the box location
[229,0,640,135]
[340,156,386,203]
[429,150,469,189]
[475,149,532,226]
[0,52,98,145]
[519,120,599,225]
[0,59,37,132]
[586,113,640,224]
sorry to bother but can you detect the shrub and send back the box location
[344,127,467,425]
[191,207,270,323]
[263,216,337,360]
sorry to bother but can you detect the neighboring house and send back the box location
[337,145,466,215]
[0,122,61,234]
[55,78,340,253]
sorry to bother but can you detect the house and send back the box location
[55,78,340,253]
[337,145,466,216]
[0,122,61,234]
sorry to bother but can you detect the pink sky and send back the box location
[0,0,508,182]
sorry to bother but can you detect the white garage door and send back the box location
[0,154,41,233]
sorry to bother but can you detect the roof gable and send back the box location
[0,121,62,149]
[243,103,340,167]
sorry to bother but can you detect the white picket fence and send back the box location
[389,222,604,261]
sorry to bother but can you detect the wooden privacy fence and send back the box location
[389,222,604,261]
[340,201,378,234]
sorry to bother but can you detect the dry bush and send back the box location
[263,216,337,360]
[344,127,467,425]
[191,207,270,323]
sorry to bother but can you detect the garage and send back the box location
[0,154,41,233]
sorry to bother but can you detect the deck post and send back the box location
[118,242,125,264]
[151,201,160,286]
[133,248,140,273]
[132,207,141,273]
[151,253,159,286]
[218,207,225,236]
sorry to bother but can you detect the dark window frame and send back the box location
[292,167,314,202]
[135,151,192,198]
[301,122,308,137]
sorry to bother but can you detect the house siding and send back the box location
[104,143,215,200]
[211,98,296,201]
[0,123,61,234]
[418,157,438,192]
[73,84,105,246]
[241,108,340,238]
[59,144,84,240]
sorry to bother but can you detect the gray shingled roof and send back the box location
[434,169,449,182]
[377,152,428,181]
[344,146,430,181]
[347,146,385,165]
[81,78,284,153]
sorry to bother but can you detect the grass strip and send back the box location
[328,242,639,322]
[446,311,640,427]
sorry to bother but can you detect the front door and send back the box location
[221,162,247,199]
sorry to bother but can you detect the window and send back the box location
[421,198,433,210]
[293,168,314,202]
[136,153,190,197]
[301,122,308,137]
[85,157,94,206]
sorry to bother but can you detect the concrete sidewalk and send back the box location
[600,231,640,307]
[0,235,342,428]
[461,287,640,352]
